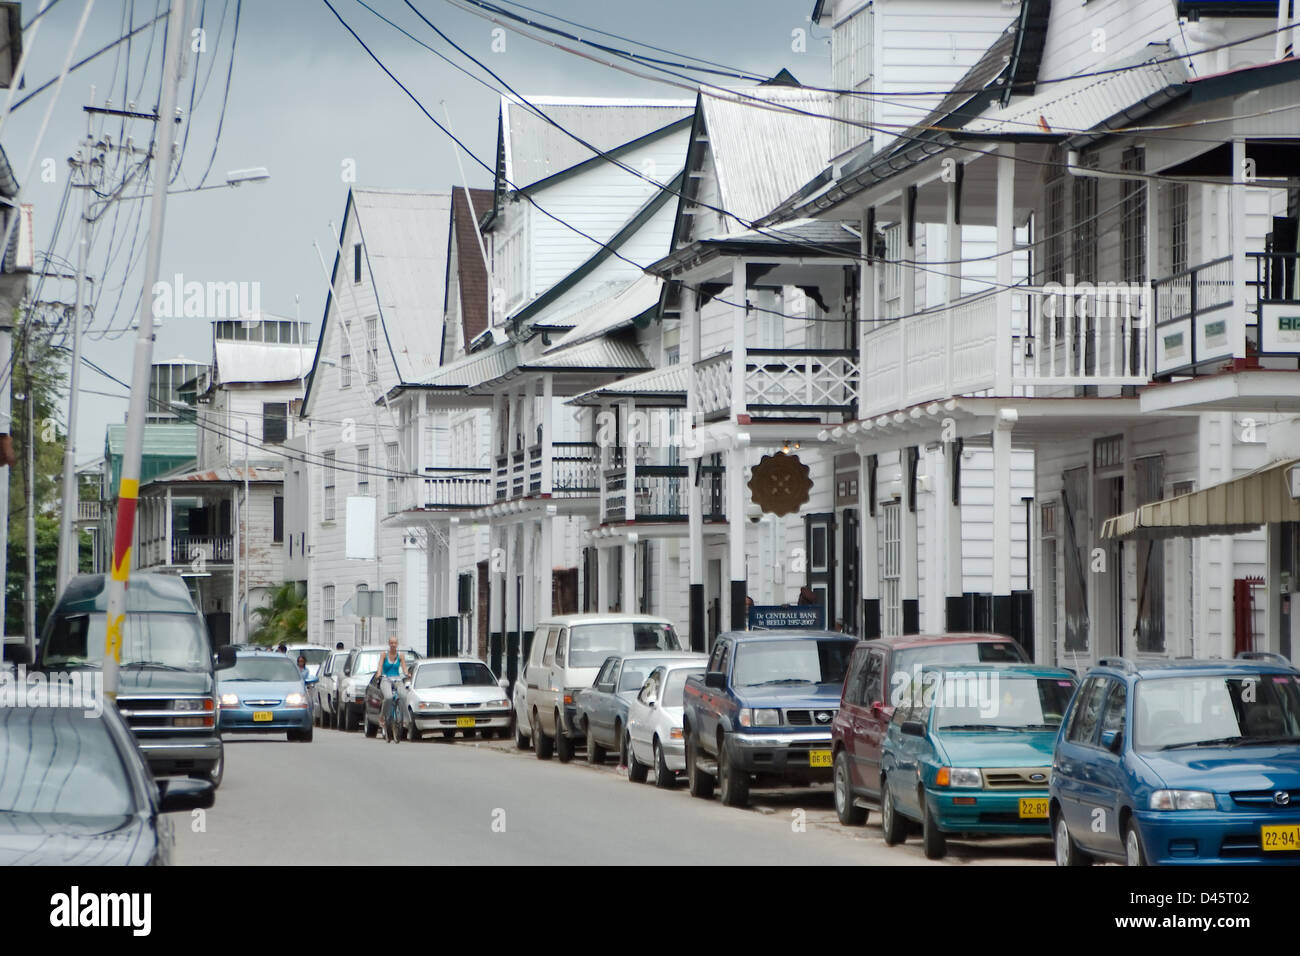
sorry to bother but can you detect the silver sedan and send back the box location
[625,663,706,788]
[400,659,512,741]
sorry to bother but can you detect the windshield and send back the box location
[732,640,854,688]
[413,662,497,689]
[1135,674,1300,751]
[222,657,303,682]
[618,658,678,692]
[569,624,680,668]
[662,668,704,707]
[0,709,134,816]
[41,612,209,670]
[932,676,1075,730]
[292,648,328,665]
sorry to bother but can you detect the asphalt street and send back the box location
[174,726,1054,865]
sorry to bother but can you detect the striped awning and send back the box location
[1101,458,1300,540]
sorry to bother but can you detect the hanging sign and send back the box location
[748,452,812,517]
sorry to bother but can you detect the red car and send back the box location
[830,633,1030,828]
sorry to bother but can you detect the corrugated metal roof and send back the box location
[707,218,859,247]
[545,275,662,349]
[105,423,198,458]
[148,465,284,486]
[567,363,688,407]
[214,341,314,385]
[418,341,517,389]
[964,49,1188,137]
[352,189,453,383]
[502,96,693,189]
[700,86,837,231]
[520,336,649,373]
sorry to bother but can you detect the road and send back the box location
[175,726,1053,865]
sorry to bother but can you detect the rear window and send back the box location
[222,656,303,682]
[413,662,497,689]
[567,623,681,668]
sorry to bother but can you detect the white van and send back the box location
[524,613,682,762]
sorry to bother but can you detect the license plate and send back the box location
[809,750,832,768]
[1019,798,1049,819]
[456,717,476,728]
[1261,824,1300,851]
[253,711,273,722]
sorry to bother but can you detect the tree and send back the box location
[250,581,308,646]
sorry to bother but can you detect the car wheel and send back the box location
[313,702,321,727]
[921,793,946,860]
[407,711,421,742]
[364,713,378,738]
[717,737,749,808]
[343,706,356,732]
[880,778,907,846]
[616,722,626,766]
[585,720,606,765]
[654,739,675,789]
[1053,811,1092,867]
[533,711,553,760]
[191,749,224,789]
[626,732,649,783]
[300,725,313,744]
[555,713,574,763]
[514,715,531,750]
[1124,819,1148,867]
[833,750,867,826]
[441,729,455,740]
[686,732,714,799]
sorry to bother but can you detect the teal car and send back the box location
[879,663,1077,859]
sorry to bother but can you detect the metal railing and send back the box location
[171,534,234,565]
[416,469,492,509]
[602,463,727,523]
[493,442,599,501]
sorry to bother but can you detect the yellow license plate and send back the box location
[1261,824,1300,851]
[253,711,273,722]
[456,717,476,728]
[809,750,832,768]
[1019,798,1049,819]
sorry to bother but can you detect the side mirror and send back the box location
[498,677,509,690]
[901,720,926,737]
[215,646,237,670]
[704,672,727,690]
[647,695,658,708]
[158,778,216,812]
[1100,729,1123,754]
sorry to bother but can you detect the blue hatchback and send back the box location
[1051,655,1300,866]
[217,650,314,742]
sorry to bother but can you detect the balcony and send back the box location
[694,349,859,423]
[859,287,1152,420]
[412,469,492,510]
[170,533,234,566]
[76,499,101,523]
[494,442,599,502]
[601,463,727,524]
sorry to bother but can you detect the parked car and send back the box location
[877,662,1076,859]
[379,658,511,741]
[285,643,331,679]
[513,666,532,750]
[217,649,314,741]
[576,651,706,764]
[0,692,215,865]
[314,649,350,728]
[683,630,858,807]
[524,614,683,762]
[336,645,423,732]
[626,661,708,787]
[830,633,1030,825]
[1051,654,1300,866]
[29,572,236,787]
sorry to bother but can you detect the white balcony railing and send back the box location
[411,470,492,510]
[859,286,1153,420]
[693,349,860,422]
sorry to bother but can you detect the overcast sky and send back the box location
[7,0,831,460]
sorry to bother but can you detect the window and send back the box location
[1170,182,1189,275]
[862,651,884,707]
[881,500,901,637]
[1099,680,1127,743]
[322,451,336,522]
[322,585,335,647]
[1045,156,1066,286]
[263,402,288,444]
[357,446,369,496]
[272,496,283,543]
[384,581,398,641]
[353,242,362,283]
[830,4,873,157]
[1134,456,1166,653]
[1120,147,1146,284]
[1066,677,1108,745]
[543,628,560,666]
[340,352,352,388]
[366,316,379,385]
[385,442,400,514]
[1042,525,1058,648]
[1072,158,1098,282]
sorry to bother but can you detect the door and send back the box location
[854,649,887,797]
[590,658,618,746]
[1061,467,1090,655]
[1054,677,1108,849]
[1095,476,1124,659]
[1079,679,1128,857]
[805,512,836,620]
[841,509,859,634]
[544,627,567,734]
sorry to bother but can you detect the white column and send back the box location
[727,446,747,630]
[623,532,637,613]
[993,413,1015,597]
[995,147,1016,395]
[231,488,240,642]
[447,517,460,651]
[522,522,536,635]
[165,486,173,566]
[540,374,554,495]
[902,450,918,630]
[859,455,878,632]
[1231,138,1248,360]
[539,506,554,620]
[946,442,963,617]
[731,258,747,421]
[404,532,422,647]
[597,543,611,612]
[504,522,516,641]
[624,397,637,523]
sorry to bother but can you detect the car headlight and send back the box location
[174,697,214,712]
[417,700,447,711]
[737,708,752,727]
[285,692,308,708]
[219,693,239,708]
[752,709,782,727]
[1150,789,1216,811]
[936,767,982,789]
[490,698,509,708]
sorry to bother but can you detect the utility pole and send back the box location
[103,0,191,696]
[23,321,34,648]
[56,131,93,596]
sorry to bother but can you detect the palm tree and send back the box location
[250,582,308,646]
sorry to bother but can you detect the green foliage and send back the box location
[251,581,308,646]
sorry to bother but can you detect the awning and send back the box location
[1102,458,1300,541]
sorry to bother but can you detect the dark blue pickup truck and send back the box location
[682,631,857,807]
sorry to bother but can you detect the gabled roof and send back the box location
[567,363,688,408]
[547,274,661,351]
[448,187,493,354]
